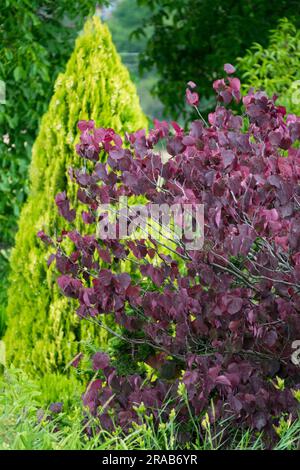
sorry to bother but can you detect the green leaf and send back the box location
[13,66,23,82]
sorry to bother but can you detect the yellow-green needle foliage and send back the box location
[5,17,147,375]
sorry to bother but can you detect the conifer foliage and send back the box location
[5,17,147,374]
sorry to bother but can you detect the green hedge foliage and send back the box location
[238,18,300,113]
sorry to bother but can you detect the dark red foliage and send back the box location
[42,66,300,441]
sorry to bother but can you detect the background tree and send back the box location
[238,18,300,114]
[136,0,300,118]
[0,0,108,337]
[0,0,107,246]
[107,0,165,120]
[4,16,147,374]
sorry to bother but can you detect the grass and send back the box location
[0,367,299,450]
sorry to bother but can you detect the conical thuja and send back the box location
[5,17,147,374]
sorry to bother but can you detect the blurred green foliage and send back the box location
[136,0,300,118]
[108,0,149,53]
[0,0,108,340]
[0,0,107,248]
[238,18,300,113]
[107,0,165,120]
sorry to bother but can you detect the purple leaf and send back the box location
[224,63,236,74]
[92,352,110,371]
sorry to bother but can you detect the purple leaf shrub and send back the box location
[42,65,300,441]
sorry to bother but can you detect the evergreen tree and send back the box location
[5,17,147,374]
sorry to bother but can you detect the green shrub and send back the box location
[5,16,147,375]
[238,18,300,113]
[1,368,299,450]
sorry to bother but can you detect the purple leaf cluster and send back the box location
[42,65,300,441]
